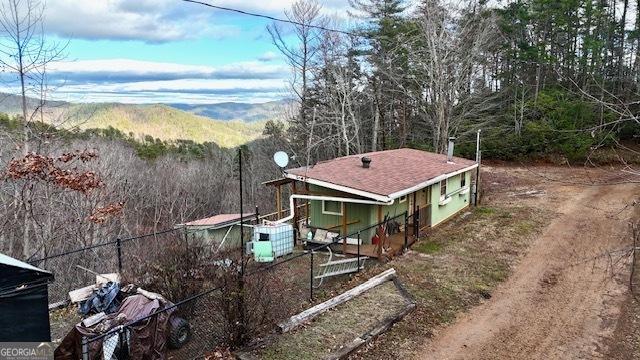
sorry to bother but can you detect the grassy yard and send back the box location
[348,204,552,359]
[250,281,409,360]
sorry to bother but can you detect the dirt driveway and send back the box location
[418,166,639,360]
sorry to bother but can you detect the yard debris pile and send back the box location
[54,275,190,360]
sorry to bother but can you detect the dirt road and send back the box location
[418,169,639,359]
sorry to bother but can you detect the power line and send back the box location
[181,0,358,36]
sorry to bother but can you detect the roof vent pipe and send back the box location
[447,137,455,163]
[361,156,371,168]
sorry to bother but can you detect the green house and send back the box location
[178,213,255,250]
[279,148,477,252]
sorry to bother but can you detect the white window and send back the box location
[460,173,466,188]
[440,180,447,200]
[399,195,407,203]
[322,200,343,216]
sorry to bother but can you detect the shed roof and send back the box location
[0,253,50,274]
[183,212,255,228]
[0,253,53,294]
[285,148,476,200]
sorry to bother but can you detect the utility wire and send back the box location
[181,0,358,36]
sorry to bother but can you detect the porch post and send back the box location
[342,203,348,254]
[357,231,361,272]
[292,181,298,246]
[404,212,408,251]
[292,181,298,221]
[276,185,282,220]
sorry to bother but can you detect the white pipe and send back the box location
[273,194,394,224]
[283,173,392,202]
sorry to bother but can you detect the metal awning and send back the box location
[262,177,294,187]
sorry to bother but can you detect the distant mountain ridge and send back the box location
[62,103,266,147]
[0,93,67,115]
[0,93,273,147]
[169,100,290,122]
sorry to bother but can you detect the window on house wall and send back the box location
[460,173,466,188]
[440,179,447,200]
[322,200,343,216]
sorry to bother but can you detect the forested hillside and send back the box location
[61,103,266,148]
[272,0,639,164]
[171,100,290,122]
[0,93,268,147]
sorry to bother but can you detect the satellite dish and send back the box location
[273,151,289,168]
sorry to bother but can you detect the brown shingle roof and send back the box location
[286,148,476,198]
[184,213,255,227]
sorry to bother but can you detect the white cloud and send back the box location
[257,51,279,62]
[43,0,238,42]
[61,78,285,93]
[191,1,353,15]
[45,59,289,83]
[42,1,356,42]
[0,59,290,104]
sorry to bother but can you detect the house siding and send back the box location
[430,171,471,226]
[305,171,470,244]
[185,225,249,249]
[306,184,377,237]
[308,199,373,236]
[306,184,410,244]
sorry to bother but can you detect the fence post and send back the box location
[116,238,122,273]
[414,209,418,238]
[117,327,123,358]
[81,336,89,360]
[293,225,297,248]
[357,232,361,272]
[404,212,408,251]
[309,251,314,301]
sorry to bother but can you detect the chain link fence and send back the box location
[41,212,412,359]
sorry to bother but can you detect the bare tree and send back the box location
[406,0,497,153]
[0,0,65,150]
[267,0,326,154]
[312,29,364,156]
[0,0,65,257]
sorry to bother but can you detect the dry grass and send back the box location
[49,306,82,344]
[250,281,409,360]
[349,204,552,359]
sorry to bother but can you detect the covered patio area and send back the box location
[338,230,416,260]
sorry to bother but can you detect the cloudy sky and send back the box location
[0,0,354,104]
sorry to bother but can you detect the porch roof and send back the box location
[284,148,477,201]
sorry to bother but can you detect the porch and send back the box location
[339,230,416,260]
[299,204,428,261]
